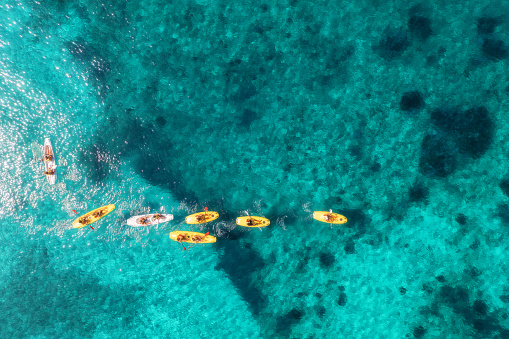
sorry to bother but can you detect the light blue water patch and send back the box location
[1,0,509,338]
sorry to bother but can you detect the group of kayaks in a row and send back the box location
[71,204,347,248]
[72,205,271,244]
[41,138,347,248]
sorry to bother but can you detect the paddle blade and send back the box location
[72,210,78,214]
[204,207,208,211]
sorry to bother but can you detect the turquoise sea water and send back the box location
[1,0,509,338]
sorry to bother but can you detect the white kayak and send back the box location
[43,138,57,185]
[126,213,174,227]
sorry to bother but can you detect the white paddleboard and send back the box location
[43,138,57,185]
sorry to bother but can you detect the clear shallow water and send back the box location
[1,0,509,338]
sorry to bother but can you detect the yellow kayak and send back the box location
[169,231,216,243]
[185,210,219,224]
[313,211,347,224]
[72,204,116,229]
[236,216,270,228]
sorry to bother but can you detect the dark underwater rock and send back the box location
[239,109,259,128]
[319,252,335,268]
[408,182,429,203]
[337,291,347,306]
[430,106,495,158]
[477,17,500,35]
[408,16,432,41]
[315,305,326,317]
[376,27,411,59]
[440,285,470,313]
[419,133,457,178]
[497,204,509,224]
[344,242,355,254]
[400,90,425,112]
[413,326,427,338]
[155,116,166,126]
[435,275,446,283]
[457,107,494,158]
[482,38,508,60]
[370,162,381,172]
[276,308,304,333]
[473,299,488,316]
[456,213,467,225]
[499,178,509,197]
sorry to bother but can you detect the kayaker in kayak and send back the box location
[137,216,150,225]
[323,209,335,222]
[196,214,207,222]
[246,218,260,226]
[43,168,56,175]
[43,154,53,161]
[192,233,208,242]
[152,213,165,220]
[177,234,189,242]
[92,209,104,218]
[79,216,90,224]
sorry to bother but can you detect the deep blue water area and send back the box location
[1,0,509,338]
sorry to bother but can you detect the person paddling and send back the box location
[324,209,335,228]
[179,232,209,250]
[73,210,95,230]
